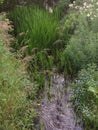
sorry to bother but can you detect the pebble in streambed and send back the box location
[41,75,83,130]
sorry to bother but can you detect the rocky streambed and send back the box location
[40,74,83,130]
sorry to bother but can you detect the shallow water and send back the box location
[40,74,83,130]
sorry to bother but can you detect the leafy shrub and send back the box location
[62,9,98,75]
[72,64,98,130]
[59,13,78,44]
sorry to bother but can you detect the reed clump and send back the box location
[9,6,59,52]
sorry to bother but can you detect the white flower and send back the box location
[91,17,94,20]
[69,4,73,7]
[73,1,75,4]
[87,13,90,17]
[79,7,83,11]
[75,6,79,9]
[48,7,53,13]
[83,2,87,6]
[86,6,90,8]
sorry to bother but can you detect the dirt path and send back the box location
[41,74,83,130]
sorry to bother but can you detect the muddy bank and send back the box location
[40,74,83,130]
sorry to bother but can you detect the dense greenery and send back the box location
[65,1,98,129]
[0,0,98,130]
[72,64,98,129]
[9,6,59,51]
[0,15,37,130]
[62,14,98,75]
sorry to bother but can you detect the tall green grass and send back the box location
[8,6,62,93]
[9,6,59,52]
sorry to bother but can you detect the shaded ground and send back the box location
[41,74,83,130]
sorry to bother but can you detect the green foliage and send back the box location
[72,64,98,130]
[28,50,54,97]
[8,6,62,94]
[1,0,98,130]
[9,6,59,51]
[62,13,98,75]
[0,28,36,129]
[59,13,78,44]
[58,0,71,8]
[60,1,98,129]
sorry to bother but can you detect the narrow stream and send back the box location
[40,74,83,130]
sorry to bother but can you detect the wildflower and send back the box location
[79,7,83,11]
[69,4,73,7]
[83,2,87,6]
[48,7,53,13]
[73,1,75,4]
[75,6,79,9]
[87,13,90,17]
[91,17,94,20]
[96,2,98,5]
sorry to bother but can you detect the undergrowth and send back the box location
[62,0,98,75]
[6,1,98,130]
[8,6,67,94]
[0,14,37,130]
[66,1,98,129]
[72,64,98,130]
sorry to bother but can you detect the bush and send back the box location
[59,13,78,44]
[72,64,98,130]
[62,7,98,75]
